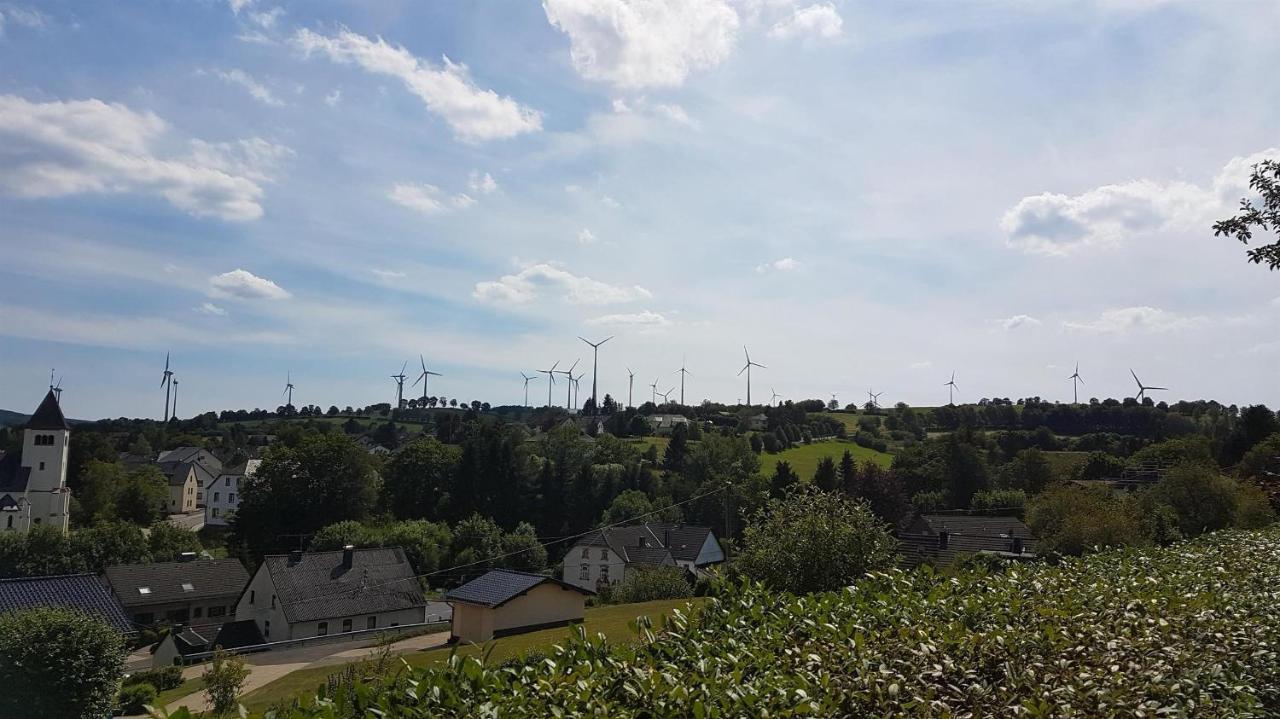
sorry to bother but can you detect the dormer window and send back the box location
[138,587,151,595]
[181,582,194,592]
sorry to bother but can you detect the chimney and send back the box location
[342,545,355,570]
[637,536,646,548]
[937,531,949,550]
[288,550,303,565]
[663,529,671,548]
[1011,536,1024,555]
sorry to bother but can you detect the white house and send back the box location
[234,546,427,642]
[0,391,72,533]
[446,569,593,644]
[205,459,259,526]
[561,523,725,591]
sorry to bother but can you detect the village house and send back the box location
[156,447,222,515]
[897,514,1037,568]
[234,546,427,642]
[446,569,593,644]
[0,390,73,533]
[561,523,725,591]
[104,557,249,627]
[204,459,259,526]
[0,573,133,634]
[151,619,264,667]
[648,414,690,436]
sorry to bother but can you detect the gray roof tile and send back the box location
[445,569,593,608]
[264,547,425,623]
[0,574,133,632]
[105,559,249,608]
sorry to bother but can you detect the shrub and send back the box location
[117,681,157,714]
[202,648,249,717]
[1027,484,1147,557]
[612,565,692,604]
[971,488,1025,511]
[125,665,183,691]
[0,607,124,719]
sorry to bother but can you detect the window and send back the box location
[599,565,609,582]
[38,462,45,471]
[209,606,226,618]
[264,620,270,638]
[342,618,352,633]
[250,590,255,604]
[581,548,589,559]
[579,564,589,580]
[193,607,203,618]
[138,587,152,595]
[212,508,220,518]
[317,622,328,636]
[599,549,608,559]
[367,616,377,630]
[226,477,232,487]
[228,493,235,503]
[182,582,195,592]
[5,516,11,529]
[213,492,220,502]
[271,595,276,609]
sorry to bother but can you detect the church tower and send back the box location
[16,391,71,532]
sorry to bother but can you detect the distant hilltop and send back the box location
[0,409,88,428]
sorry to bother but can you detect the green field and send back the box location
[757,439,892,480]
[1043,450,1090,477]
[241,597,706,712]
[626,436,671,456]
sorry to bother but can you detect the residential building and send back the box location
[0,573,133,633]
[446,569,593,644]
[0,390,72,533]
[746,413,769,431]
[234,546,427,642]
[151,619,264,667]
[897,514,1037,568]
[157,447,221,514]
[561,523,725,591]
[649,414,690,436]
[104,558,249,627]
[205,459,259,526]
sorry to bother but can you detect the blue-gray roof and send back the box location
[446,569,593,608]
[0,574,133,633]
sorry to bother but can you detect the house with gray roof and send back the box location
[104,557,249,628]
[234,546,428,642]
[561,522,725,591]
[0,574,133,633]
[446,569,593,644]
[897,514,1037,568]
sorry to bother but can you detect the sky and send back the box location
[1,0,1278,420]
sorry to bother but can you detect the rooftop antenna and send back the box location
[737,346,765,406]
[626,367,635,409]
[1069,363,1084,404]
[558,359,580,409]
[412,355,441,406]
[537,361,559,408]
[282,372,295,410]
[1129,368,1167,402]
[944,371,958,406]
[391,361,408,409]
[770,388,780,406]
[161,352,174,422]
[578,336,613,413]
[520,372,534,407]
[677,357,692,405]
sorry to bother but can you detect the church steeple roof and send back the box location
[27,390,69,431]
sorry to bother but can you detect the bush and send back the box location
[117,682,157,714]
[1027,484,1147,557]
[125,665,183,691]
[735,487,896,594]
[202,648,249,716]
[0,607,125,719]
[612,565,693,604]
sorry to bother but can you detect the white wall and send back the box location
[234,565,289,641]
[561,544,626,591]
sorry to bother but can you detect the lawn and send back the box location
[240,597,706,713]
[1043,450,1090,478]
[757,439,892,481]
[626,436,671,456]
[153,676,205,707]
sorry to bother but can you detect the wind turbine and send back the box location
[537,361,559,407]
[558,359,580,409]
[658,387,675,404]
[171,377,179,420]
[49,369,63,404]
[626,367,635,409]
[677,358,691,405]
[391,361,408,409]
[521,372,534,407]
[649,377,659,405]
[413,355,441,406]
[944,371,958,406]
[578,336,613,413]
[770,388,780,406]
[282,372,295,410]
[737,346,765,406]
[161,352,174,422]
[1069,363,1084,404]
[1130,369,1167,402]
[870,390,883,410]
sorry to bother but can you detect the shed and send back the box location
[445,569,594,644]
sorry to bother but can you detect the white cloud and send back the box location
[996,314,1042,330]
[388,182,476,215]
[468,171,499,194]
[293,28,542,142]
[370,269,406,280]
[0,4,48,32]
[586,310,670,326]
[1002,148,1279,255]
[768,3,843,40]
[196,302,228,316]
[1063,306,1202,334]
[0,95,289,221]
[248,7,284,28]
[473,262,651,306]
[756,256,800,273]
[542,0,740,89]
[212,68,284,106]
[577,228,598,244]
[209,269,291,300]
[227,0,254,14]
[324,89,342,106]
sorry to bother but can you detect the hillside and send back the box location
[222,527,1280,717]
[0,410,29,428]
[757,438,893,480]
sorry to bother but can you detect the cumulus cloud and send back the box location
[996,314,1042,330]
[1063,306,1202,333]
[768,3,843,40]
[586,310,670,326]
[577,228,598,244]
[1002,148,1279,255]
[196,302,228,316]
[293,28,541,142]
[0,95,290,221]
[211,68,284,106]
[209,269,291,300]
[388,182,476,215]
[542,0,740,89]
[227,0,255,13]
[756,257,800,273]
[473,262,651,306]
[468,171,499,194]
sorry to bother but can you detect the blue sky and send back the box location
[1,0,1278,419]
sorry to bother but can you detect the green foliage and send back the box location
[147,521,203,561]
[768,460,799,499]
[910,490,946,512]
[1075,450,1125,481]
[125,665,184,691]
[1140,463,1277,537]
[735,487,896,594]
[117,682,157,714]
[1213,157,1280,269]
[0,607,124,719]
[202,648,249,717]
[811,456,838,491]
[970,488,1025,511]
[1127,435,1215,470]
[599,489,654,526]
[381,436,460,519]
[0,522,153,578]
[310,519,452,574]
[611,565,693,604]
[1027,484,1148,557]
[76,461,168,526]
[499,522,548,572]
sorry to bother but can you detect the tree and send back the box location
[735,487,896,594]
[116,466,168,525]
[600,489,655,526]
[662,423,689,472]
[768,460,799,499]
[382,437,459,519]
[1141,463,1274,538]
[202,648,250,717]
[1213,158,1280,269]
[812,456,839,492]
[147,521,203,561]
[1027,484,1147,557]
[500,522,547,572]
[0,607,124,719]
[451,514,504,570]
[612,565,692,604]
[1076,451,1125,482]
[838,450,857,490]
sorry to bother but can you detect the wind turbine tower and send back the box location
[770,388,780,406]
[171,377,179,420]
[649,377,659,405]
[677,358,691,405]
[1069,363,1084,404]
[413,355,441,406]
[537,361,559,407]
[161,352,174,422]
[626,367,635,409]
[283,372,295,410]
[578,336,613,413]
[391,361,408,409]
[944,372,958,406]
[521,372,534,407]
[737,346,765,406]
[558,359,580,409]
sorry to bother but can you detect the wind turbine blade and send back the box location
[1148,386,1168,391]
[1130,368,1141,386]
[569,358,580,372]
[737,364,748,376]
[755,362,767,369]
[602,336,613,345]
[578,336,590,345]
[743,345,750,363]
[550,361,559,372]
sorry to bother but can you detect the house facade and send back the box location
[0,391,72,533]
[234,546,427,642]
[104,557,249,627]
[561,523,724,591]
[446,569,593,644]
[157,447,221,515]
[205,459,259,526]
